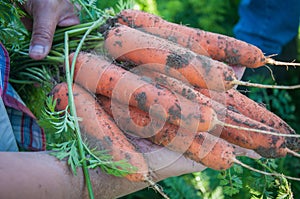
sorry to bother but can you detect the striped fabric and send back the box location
[0,42,46,151]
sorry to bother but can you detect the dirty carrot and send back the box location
[98,95,236,170]
[70,52,218,133]
[103,24,300,91]
[116,9,300,68]
[98,95,300,180]
[198,88,300,152]
[103,23,237,91]
[71,51,298,158]
[50,82,149,182]
[131,68,294,158]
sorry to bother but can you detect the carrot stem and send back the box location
[75,0,95,21]
[64,27,95,199]
[70,17,105,81]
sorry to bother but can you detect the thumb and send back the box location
[29,11,58,60]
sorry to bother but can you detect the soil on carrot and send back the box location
[181,88,197,101]
[167,104,182,121]
[99,17,118,37]
[255,146,284,158]
[134,92,147,111]
[195,55,212,75]
[166,52,193,69]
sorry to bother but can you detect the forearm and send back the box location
[0,152,152,199]
[0,152,82,199]
[0,142,206,199]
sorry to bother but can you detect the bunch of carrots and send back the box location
[51,9,300,184]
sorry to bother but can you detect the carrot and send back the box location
[97,95,236,170]
[103,23,237,92]
[70,52,297,158]
[99,95,300,181]
[131,68,292,158]
[103,24,300,91]
[116,9,300,68]
[49,85,300,181]
[50,82,149,182]
[70,52,218,133]
[198,88,300,152]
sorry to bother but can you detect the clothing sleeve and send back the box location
[0,43,46,151]
[233,0,300,55]
[0,97,18,151]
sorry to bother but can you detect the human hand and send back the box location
[231,65,246,80]
[21,0,80,60]
[0,138,260,199]
[127,136,260,183]
[0,64,258,199]
[0,147,205,199]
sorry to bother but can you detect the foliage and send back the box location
[14,66,60,119]
[38,96,76,141]
[155,0,240,36]
[0,0,27,48]
[50,140,81,174]
[95,0,158,14]
[124,157,296,199]
[161,176,201,198]
[218,165,243,196]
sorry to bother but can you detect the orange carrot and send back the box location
[103,24,300,91]
[50,82,149,182]
[116,9,300,68]
[49,83,300,181]
[98,95,236,170]
[70,52,295,158]
[98,95,300,181]
[131,68,289,158]
[103,23,237,92]
[70,52,218,133]
[198,88,300,152]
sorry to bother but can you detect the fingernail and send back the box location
[29,45,45,55]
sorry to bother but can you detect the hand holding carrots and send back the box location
[50,10,300,197]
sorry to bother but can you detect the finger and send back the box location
[231,65,246,80]
[20,16,33,31]
[151,151,207,179]
[29,10,58,60]
[57,16,80,27]
[130,137,206,180]
[57,2,80,27]
[233,144,261,159]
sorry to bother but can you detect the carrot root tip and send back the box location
[286,148,300,158]
[145,177,170,199]
[266,58,300,67]
[234,79,300,90]
[218,121,300,138]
